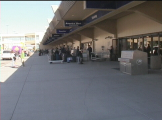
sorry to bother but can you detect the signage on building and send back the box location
[52,34,63,37]
[64,20,83,27]
[56,29,70,34]
[85,1,116,9]
[84,1,132,9]
[83,11,110,24]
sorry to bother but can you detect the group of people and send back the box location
[11,49,25,68]
[39,49,49,56]
[39,45,94,64]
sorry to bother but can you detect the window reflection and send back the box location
[127,39,133,50]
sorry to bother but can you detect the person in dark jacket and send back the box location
[78,48,83,64]
[76,46,80,62]
[61,45,66,61]
[55,47,59,60]
[110,46,113,61]
[147,44,151,64]
[87,45,92,60]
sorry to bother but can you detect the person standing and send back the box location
[55,47,59,60]
[11,50,16,68]
[110,46,114,61]
[87,45,92,60]
[76,46,80,62]
[147,44,151,64]
[61,45,66,61]
[21,49,25,67]
[78,48,83,64]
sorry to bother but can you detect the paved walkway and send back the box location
[1,53,162,120]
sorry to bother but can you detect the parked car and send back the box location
[1,50,14,60]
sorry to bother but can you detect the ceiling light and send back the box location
[72,15,74,16]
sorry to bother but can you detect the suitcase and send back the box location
[67,57,72,63]
[72,56,76,62]
[63,54,67,62]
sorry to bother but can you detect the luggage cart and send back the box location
[91,52,102,61]
[47,55,63,64]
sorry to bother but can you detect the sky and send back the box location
[0,1,61,34]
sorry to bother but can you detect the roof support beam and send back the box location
[77,28,94,39]
[93,20,117,35]
[68,34,81,41]
[49,22,55,33]
[130,1,162,24]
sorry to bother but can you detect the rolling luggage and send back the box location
[72,56,76,62]
[62,54,67,62]
[67,57,72,63]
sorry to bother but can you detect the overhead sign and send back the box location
[56,29,70,34]
[64,20,83,27]
[85,1,116,9]
[83,11,110,24]
[52,34,63,37]
[84,1,132,9]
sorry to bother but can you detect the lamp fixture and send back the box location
[105,36,113,39]
[93,39,98,41]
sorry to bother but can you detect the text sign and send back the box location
[56,29,70,34]
[52,34,63,37]
[85,1,132,9]
[83,11,110,24]
[85,1,116,9]
[64,20,83,27]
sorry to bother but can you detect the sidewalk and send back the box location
[1,53,162,120]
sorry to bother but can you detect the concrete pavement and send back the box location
[1,52,162,120]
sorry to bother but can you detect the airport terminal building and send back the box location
[40,1,162,62]
[0,32,43,52]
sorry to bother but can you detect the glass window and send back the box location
[133,39,138,50]
[137,38,143,51]
[160,37,162,55]
[127,39,133,50]
[144,37,151,53]
[36,35,39,40]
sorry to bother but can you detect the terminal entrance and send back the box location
[116,33,162,63]
[81,42,92,51]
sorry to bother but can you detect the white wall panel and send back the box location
[117,13,162,37]
[94,28,113,53]
[73,40,80,48]
[81,36,92,43]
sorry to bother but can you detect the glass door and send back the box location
[133,38,138,50]
[160,37,162,56]
[153,36,159,55]
[127,38,133,50]
[118,38,127,57]
[137,38,143,51]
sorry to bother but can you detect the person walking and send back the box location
[147,44,151,64]
[78,48,83,64]
[87,45,92,60]
[11,50,16,68]
[21,49,25,67]
[76,46,80,62]
[110,46,114,61]
[55,47,59,60]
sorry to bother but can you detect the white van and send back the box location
[1,50,14,60]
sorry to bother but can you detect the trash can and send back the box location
[150,56,161,69]
[118,50,148,75]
